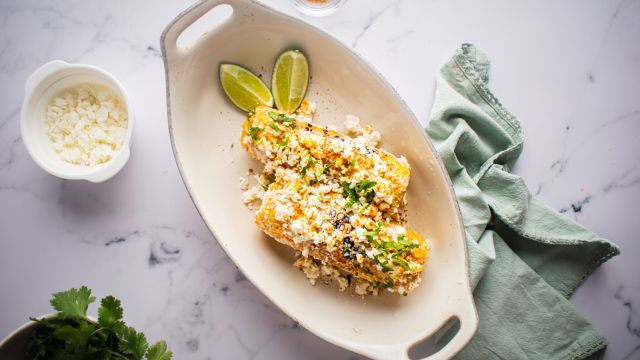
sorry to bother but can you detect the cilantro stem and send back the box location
[109,350,130,359]
[89,326,111,338]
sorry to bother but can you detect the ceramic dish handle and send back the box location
[360,301,477,360]
[417,306,478,360]
[161,0,243,62]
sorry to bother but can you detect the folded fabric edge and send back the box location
[493,199,620,298]
[568,241,620,298]
[565,329,608,360]
[449,43,523,144]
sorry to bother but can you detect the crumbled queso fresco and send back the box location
[239,100,429,296]
[46,84,128,166]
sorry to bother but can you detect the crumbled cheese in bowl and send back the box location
[46,84,128,166]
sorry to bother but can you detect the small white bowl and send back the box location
[21,60,134,183]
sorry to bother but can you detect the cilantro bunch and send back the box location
[27,286,172,360]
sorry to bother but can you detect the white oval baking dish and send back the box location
[161,1,477,359]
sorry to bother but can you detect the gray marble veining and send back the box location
[0,0,638,359]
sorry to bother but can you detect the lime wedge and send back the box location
[272,50,309,113]
[219,64,273,112]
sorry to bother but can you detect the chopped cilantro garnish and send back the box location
[277,135,290,148]
[249,127,262,142]
[301,156,317,178]
[365,226,418,273]
[268,112,295,123]
[392,257,411,271]
[374,254,391,272]
[345,197,358,207]
[373,279,394,289]
[269,122,282,134]
[307,156,317,167]
[349,157,356,170]
[341,181,359,207]
[268,112,296,128]
[363,222,383,238]
[340,180,376,208]
[315,160,333,180]
[355,179,376,192]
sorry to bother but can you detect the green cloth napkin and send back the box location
[427,44,620,360]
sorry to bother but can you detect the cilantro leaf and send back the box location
[315,160,333,180]
[269,121,282,134]
[341,182,358,207]
[119,326,149,359]
[98,295,123,328]
[301,156,317,178]
[349,157,356,170]
[364,188,376,203]
[392,257,411,271]
[276,135,290,148]
[50,286,96,319]
[268,112,296,127]
[364,222,384,238]
[52,321,95,349]
[363,228,381,238]
[249,127,262,142]
[383,234,418,253]
[373,254,391,272]
[359,203,371,213]
[341,180,376,209]
[146,340,173,360]
[355,179,376,192]
[373,279,394,289]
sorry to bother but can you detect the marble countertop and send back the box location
[1,0,638,359]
